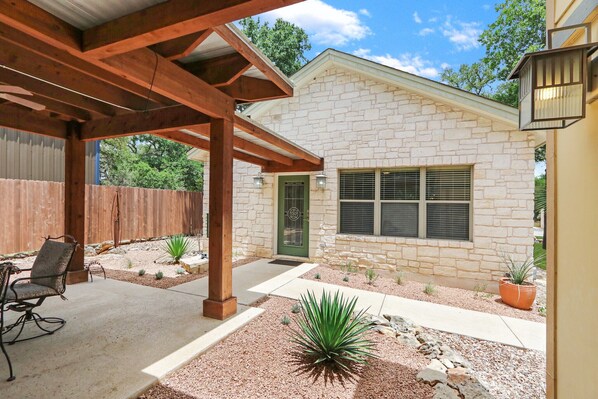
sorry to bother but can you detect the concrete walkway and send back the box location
[248,263,546,352]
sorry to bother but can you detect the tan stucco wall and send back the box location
[546,1,598,398]
[202,64,536,289]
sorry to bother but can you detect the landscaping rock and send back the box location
[180,255,209,274]
[365,315,390,326]
[84,246,97,256]
[440,358,455,369]
[440,349,471,368]
[97,241,114,254]
[454,380,494,399]
[372,325,396,338]
[434,384,461,399]
[417,359,448,386]
[396,333,420,348]
[447,367,472,384]
[108,247,127,255]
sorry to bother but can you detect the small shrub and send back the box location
[164,235,191,263]
[395,272,405,286]
[138,269,146,276]
[126,258,133,269]
[155,271,164,280]
[473,283,488,298]
[176,267,185,275]
[538,306,547,317]
[281,315,291,326]
[291,303,301,314]
[342,275,350,282]
[340,261,357,274]
[364,268,378,285]
[501,253,543,285]
[314,273,321,280]
[291,290,376,370]
[423,282,436,295]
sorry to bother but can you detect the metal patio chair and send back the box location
[0,235,78,381]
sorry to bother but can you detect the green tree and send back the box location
[534,174,547,220]
[440,62,494,95]
[239,17,311,77]
[100,136,203,192]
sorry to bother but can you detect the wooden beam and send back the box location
[0,22,172,106]
[82,0,304,58]
[64,122,88,284]
[151,29,212,60]
[101,48,236,120]
[0,104,67,138]
[213,25,293,96]
[234,113,321,164]
[183,53,251,86]
[189,127,293,165]
[81,106,211,141]
[0,68,124,117]
[23,94,93,122]
[220,76,287,102]
[262,158,324,173]
[157,130,269,167]
[203,118,237,320]
[0,38,151,111]
[0,0,81,53]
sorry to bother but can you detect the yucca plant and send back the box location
[164,235,191,263]
[291,290,376,371]
[502,253,544,285]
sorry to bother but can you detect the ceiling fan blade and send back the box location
[0,93,46,111]
[0,85,32,96]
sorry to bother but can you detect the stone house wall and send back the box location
[202,66,535,285]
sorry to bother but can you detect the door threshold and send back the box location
[273,255,311,263]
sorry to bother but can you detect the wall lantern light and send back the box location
[253,173,264,189]
[315,173,327,190]
[509,23,597,131]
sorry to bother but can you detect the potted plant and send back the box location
[499,254,543,310]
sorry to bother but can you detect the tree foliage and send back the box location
[100,136,203,192]
[440,0,546,160]
[240,17,311,77]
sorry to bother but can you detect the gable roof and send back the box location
[246,49,546,147]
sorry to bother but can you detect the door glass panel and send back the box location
[283,182,304,247]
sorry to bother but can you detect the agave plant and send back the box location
[502,253,544,285]
[164,235,191,263]
[291,290,376,371]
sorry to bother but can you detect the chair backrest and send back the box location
[31,238,77,293]
[0,263,14,303]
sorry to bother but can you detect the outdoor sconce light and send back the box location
[509,23,598,130]
[253,173,264,189]
[315,173,327,190]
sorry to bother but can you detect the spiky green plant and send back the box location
[395,272,405,286]
[281,315,291,326]
[314,273,321,280]
[164,235,191,263]
[176,267,185,275]
[502,253,543,285]
[155,271,164,280]
[291,303,302,314]
[138,269,146,276]
[364,268,378,285]
[291,290,376,370]
[423,282,436,295]
[342,275,350,282]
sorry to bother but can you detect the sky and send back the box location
[256,0,502,80]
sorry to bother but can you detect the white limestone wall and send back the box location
[202,66,535,283]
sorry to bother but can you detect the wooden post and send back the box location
[64,121,88,284]
[203,118,237,320]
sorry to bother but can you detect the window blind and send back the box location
[381,170,420,200]
[426,169,471,201]
[426,203,470,240]
[340,202,374,235]
[381,203,418,237]
[340,171,375,200]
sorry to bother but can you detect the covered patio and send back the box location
[0,0,321,321]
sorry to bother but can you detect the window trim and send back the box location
[338,166,473,241]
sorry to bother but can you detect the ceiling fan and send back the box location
[0,85,46,111]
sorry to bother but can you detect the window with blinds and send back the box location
[338,167,472,241]
[339,171,375,234]
[426,168,471,241]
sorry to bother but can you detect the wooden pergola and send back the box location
[0,0,322,320]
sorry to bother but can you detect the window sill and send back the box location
[335,234,474,249]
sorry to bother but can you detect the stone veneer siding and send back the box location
[202,66,535,283]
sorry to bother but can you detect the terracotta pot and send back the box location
[499,278,536,310]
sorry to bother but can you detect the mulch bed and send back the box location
[104,257,260,289]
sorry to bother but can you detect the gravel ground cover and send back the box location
[303,265,545,323]
[140,296,434,399]
[432,330,546,399]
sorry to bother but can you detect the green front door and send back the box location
[277,175,309,257]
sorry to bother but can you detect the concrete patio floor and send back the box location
[0,259,300,399]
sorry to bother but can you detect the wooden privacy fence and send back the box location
[0,179,203,254]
